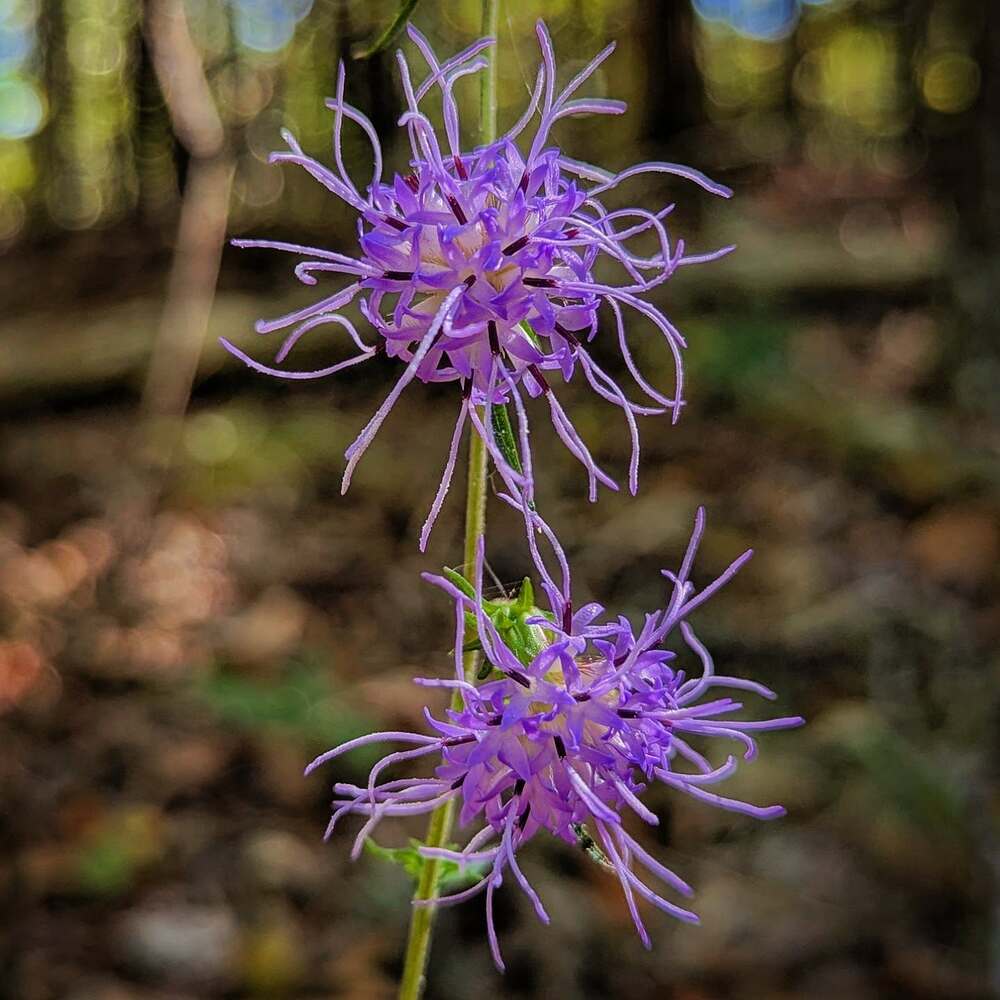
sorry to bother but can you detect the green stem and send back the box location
[479,0,499,146]
[398,5,499,998]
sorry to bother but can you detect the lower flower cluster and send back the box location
[306,509,802,969]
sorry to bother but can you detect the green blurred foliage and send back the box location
[0,0,988,246]
[195,658,379,764]
[73,807,163,897]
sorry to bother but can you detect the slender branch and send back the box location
[140,0,233,462]
[398,5,499,997]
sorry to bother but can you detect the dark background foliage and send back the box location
[1,1,998,997]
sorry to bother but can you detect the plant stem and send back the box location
[479,0,499,147]
[398,4,499,997]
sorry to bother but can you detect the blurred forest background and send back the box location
[1,0,998,997]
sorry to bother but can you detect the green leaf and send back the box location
[352,0,421,59]
[518,319,543,350]
[443,566,476,600]
[441,568,551,674]
[365,838,426,880]
[364,838,488,891]
[490,402,524,480]
[514,576,534,613]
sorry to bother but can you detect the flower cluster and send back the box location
[223,22,732,546]
[223,13,806,979]
[306,509,803,969]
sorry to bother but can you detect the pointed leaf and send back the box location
[443,566,476,600]
[515,577,535,612]
[353,0,421,59]
[490,402,523,477]
[364,838,489,891]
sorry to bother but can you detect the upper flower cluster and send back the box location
[306,509,803,968]
[223,22,733,545]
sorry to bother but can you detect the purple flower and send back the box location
[224,22,733,548]
[306,509,803,969]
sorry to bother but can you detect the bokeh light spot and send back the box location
[0,190,25,241]
[232,0,314,54]
[67,20,127,76]
[0,23,32,72]
[185,413,240,465]
[693,0,834,41]
[922,53,979,114]
[839,201,897,261]
[0,139,34,189]
[0,77,43,138]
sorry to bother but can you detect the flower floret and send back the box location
[306,509,803,968]
[224,22,734,547]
